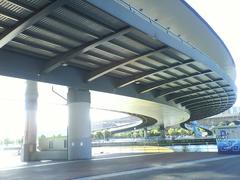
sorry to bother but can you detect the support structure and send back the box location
[21,81,38,162]
[143,127,148,138]
[159,124,165,138]
[42,27,133,74]
[0,0,66,48]
[67,88,91,160]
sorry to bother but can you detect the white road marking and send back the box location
[93,152,169,161]
[0,153,167,171]
[74,155,240,180]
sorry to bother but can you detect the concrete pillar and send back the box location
[159,124,165,138]
[67,88,91,160]
[143,127,148,138]
[21,81,38,162]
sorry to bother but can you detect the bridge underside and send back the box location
[0,0,236,122]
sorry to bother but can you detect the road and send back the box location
[0,152,239,180]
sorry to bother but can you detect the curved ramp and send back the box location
[181,121,213,136]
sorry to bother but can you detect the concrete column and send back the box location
[159,124,165,138]
[21,81,38,162]
[67,88,91,160]
[143,127,148,138]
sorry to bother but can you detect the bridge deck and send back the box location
[0,0,236,121]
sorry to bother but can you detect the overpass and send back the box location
[0,0,236,161]
[182,121,213,137]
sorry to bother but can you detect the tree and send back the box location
[177,128,186,135]
[94,131,104,140]
[138,130,144,137]
[149,128,160,136]
[185,129,193,136]
[38,135,47,142]
[16,138,23,145]
[57,134,63,138]
[218,121,225,126]
[102,130,112,140]
[4,138,12,146]
[228,122,236,126]
[197,128,203,133]
[168,128,176,136]
[167,128,192,137]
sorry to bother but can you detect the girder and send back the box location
[185,97,235,109]
[140,70,211,94]
[0,0,66,48]
[87,45,168,82]
[155,79,224,98]
[117,59,194,88]
[176,90,233,104]
[166,85,229,101]
[41,27,133,74]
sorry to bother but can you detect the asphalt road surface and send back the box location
[0,152,239,180]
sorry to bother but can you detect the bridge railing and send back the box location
[116,0,206,56]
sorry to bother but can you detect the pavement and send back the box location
[0,152,240,180]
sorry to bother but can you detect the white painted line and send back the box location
[74,155,240,180]
[0,153,166,171]
[92,152,169,161]
[0,161,72,171]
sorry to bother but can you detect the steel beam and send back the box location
[190,107,231,119]
[184,95,235,108]
[185,97,234,109]
[41,27,133,74]
[185,97,235,109]
[64,5,115,33]
[190,105,233,115]
[187,101,229,110]
[140,70,211,94]
[188,99,235,112]
[188,67,230,114]
[117,59,194,88]
[87,45,168,82]
[0,11,19,21]
[190,104,232,112]
[7,0,36,12]
[192,104,234,112]
[195,106,231,113]
[190,108,230,118]
[0,0,66,48]
[155,79,223,98]
[176,90,233,104]
[166,85,229,101]
[190,101,234,110]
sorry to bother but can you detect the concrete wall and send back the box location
[32,151,67,161]
[39,137,66,151]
